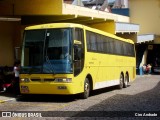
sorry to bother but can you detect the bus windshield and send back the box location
[21,28,73,74]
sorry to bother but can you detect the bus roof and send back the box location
[25,23,84,30]
[25,23,134,44]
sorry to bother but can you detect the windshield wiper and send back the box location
[45,56,55,73]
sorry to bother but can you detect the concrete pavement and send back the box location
[0,91,16,103]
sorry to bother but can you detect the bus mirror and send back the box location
[74,40,82,45]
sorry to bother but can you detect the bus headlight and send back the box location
[20,78,30,82]
[55,78,72,83]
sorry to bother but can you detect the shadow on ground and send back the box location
[69,81,160,119]
[15,86,121,103]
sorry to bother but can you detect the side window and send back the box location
[86,31,97,52]
[111,39,115,54]
[104,36,108,53]
[131,44,135,57]
[126,43,131,56]
[86,31,91,51]
[90,32,97,51]
[120,41,124,55]
[127,44,135,57]
[115,40,124,55]
[123,42,128,56]
[97,34,104,52]
[107,37,114,54]
[75,28,83,43]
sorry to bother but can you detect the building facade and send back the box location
[0,0,138,67]
[129,0,160,72]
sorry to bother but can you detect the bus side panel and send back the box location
[85,52,136,90]
[85,53,120,90]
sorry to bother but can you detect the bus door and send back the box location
[73,28,84,76]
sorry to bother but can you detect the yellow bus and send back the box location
[20,23,136,99]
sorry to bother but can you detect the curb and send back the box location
[0,91,17,103]
[0,98,16,103]
[136,74,152,78]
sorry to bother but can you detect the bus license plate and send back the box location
[21,86,29,93]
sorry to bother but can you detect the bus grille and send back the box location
[30,78,55,82]
[44,79,55,82]
[30,79,41,82]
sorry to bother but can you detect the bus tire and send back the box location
[123,74,128,88]
[118,74,123,89]
[80,78,90,99]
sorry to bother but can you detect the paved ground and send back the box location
[0,74,160,120]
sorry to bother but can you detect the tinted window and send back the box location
[86,30,135,57]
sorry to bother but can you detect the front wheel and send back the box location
[80,78,90,99]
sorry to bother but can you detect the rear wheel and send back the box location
[117,74,123,89]
[123,74,128,88]
[80,78,90,99]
